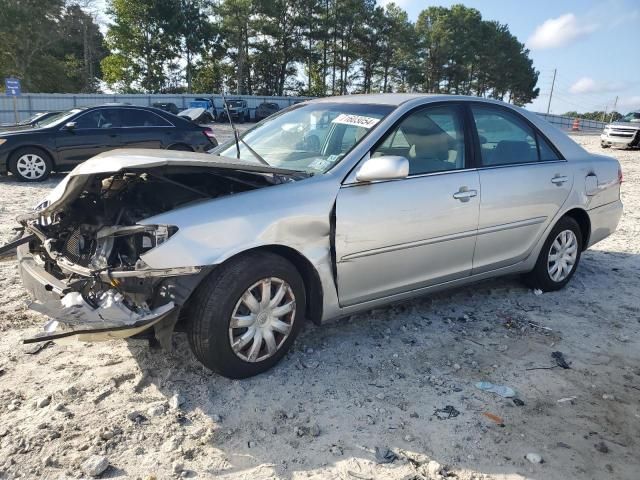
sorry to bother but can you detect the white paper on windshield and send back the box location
[331,114,380,129]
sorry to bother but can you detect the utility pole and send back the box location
[546,68,556,114]
[609,96,618,123]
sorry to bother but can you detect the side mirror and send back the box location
[355,155,409,182]
[64,121,76,131]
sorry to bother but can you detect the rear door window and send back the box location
[471,106,560,166]
[121,109,172,127]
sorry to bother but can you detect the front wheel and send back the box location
[9,147,52,182]
[186,252,306,378]
[523,216,582,292]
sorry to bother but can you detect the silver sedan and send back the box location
[10,94,623,378]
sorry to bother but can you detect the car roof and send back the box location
[306,93,520,107]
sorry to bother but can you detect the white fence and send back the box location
[0,93,310,123]
[0,93,606,132]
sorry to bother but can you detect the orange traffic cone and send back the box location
[571,118,580,131]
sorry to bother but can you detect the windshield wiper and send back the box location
[221,93,269,166]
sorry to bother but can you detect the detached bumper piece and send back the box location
[18,243,176,345]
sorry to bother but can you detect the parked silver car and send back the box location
[7,94,622,378]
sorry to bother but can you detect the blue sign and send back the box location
[5,78,21,96]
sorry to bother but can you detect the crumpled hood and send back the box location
[27,148,300,218]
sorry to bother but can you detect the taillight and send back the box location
[203,128,215,140]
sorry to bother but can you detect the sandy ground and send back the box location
[0,132,638,480]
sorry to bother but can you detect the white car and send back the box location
[601,111,640,148]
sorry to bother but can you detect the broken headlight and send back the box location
[87,224,178,270]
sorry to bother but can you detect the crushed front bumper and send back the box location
[17,243,177,344]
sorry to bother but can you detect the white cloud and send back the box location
[527,13,597,50]
[618,96,640,110]
[569,77,628,95]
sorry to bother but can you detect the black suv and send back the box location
[0,105,217,181]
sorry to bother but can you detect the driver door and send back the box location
[56,108,122,165]
[335,104,480,306]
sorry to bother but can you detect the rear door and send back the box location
[116,108,174,149]
[56,108,122,164]
[470,104,572,274]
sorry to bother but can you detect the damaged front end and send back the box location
[10,153,299,346]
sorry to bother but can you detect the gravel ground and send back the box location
[0,133,638,480]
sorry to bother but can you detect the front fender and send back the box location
[138,174,339,270]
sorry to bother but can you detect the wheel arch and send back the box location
[7,144,57,170]
[563,207,591,250]
[214,245,324,325]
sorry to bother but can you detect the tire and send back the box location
[601,143,610,149]
[523,216,582,292]
[185,252,306,379]
[9,147,53,182]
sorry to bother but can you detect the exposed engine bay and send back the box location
[11,162,300,344]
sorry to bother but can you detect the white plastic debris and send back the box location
[533,289,543,296]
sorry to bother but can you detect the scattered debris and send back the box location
[433,405,460,419]
[81,455,110,477]
[23,340,53,355]
[482,412,505,426]
[374,446,398,464]
[126,410,146,423]
[475,381,516,398]
[533,289,543,295]
[525,453,543,464]
[602,393,615,401]
[426,460,443,477]
[347,471,373,480]
[169,393,184,410]
[35,396,51,408]
[329,445,343,456]
[557,396,577,403]
[513,398,525,406]
[552,351,571,369]
[528,321,552,331]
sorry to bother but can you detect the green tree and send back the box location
[101,0,181,93]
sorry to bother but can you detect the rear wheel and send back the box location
[523,216,582,292]
[9,147,52,182]
[186,252,305,378]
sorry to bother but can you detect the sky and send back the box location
[93,0,640,115]
[379,0,640,114]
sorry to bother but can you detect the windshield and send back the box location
[36,108,84,127]
[618,112,640,123]
[18,112,47,125]
[215,102,394,173]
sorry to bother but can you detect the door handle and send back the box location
[551,175,568,185]
[453,187,478,202]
